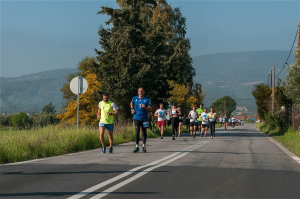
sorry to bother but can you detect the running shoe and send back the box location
[204,134,207,137]
[172,136,175,140]
[193,135,195,139]
[211,136,213,139]
[101,146,106,154]
[178,134,180,137]
[133,147,139,153]
[108,147,113,154]
[142,147,147,153]
[161,136,163,139]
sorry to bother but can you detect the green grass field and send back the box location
[0,122,222,164]
[0,124,181,164]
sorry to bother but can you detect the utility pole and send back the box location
[224,100,226,115]
[272,66,275,114]
[297,19,300,63]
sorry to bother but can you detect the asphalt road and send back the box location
[1,124,299,199]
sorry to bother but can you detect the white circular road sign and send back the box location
[70,76,88,95]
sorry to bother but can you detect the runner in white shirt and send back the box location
[219,116,223,127]
[154,103,167,139]
[188,106,199,139]
[200,108,209,137]
[231,117,236,128]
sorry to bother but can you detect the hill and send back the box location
[192,50,291,114]
[0,68,76,114]
[0,51,293,114]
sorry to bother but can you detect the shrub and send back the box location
[0,115,13,126]
[11,112,29,128]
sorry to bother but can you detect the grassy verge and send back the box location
[256,122,300,157]
[0,124,180,164]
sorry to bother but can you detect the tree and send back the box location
[94,0,195,120]
[252,83,272,120]
[60,56,98,109]
[12,112,29,128]
[275,78,292,110]
[211,96,236,116]
[285,50,300,107]
[42,102,56,114]
[168,80,204,112]
[57,72,101,126]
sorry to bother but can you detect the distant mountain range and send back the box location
[0,50,293,114]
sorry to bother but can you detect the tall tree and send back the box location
[252,83,272,119]
[211,96,236,116]
[94,0,195,119]
[42,102,56,114]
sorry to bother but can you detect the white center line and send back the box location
[90,140,211,199]
[67,140,209,199]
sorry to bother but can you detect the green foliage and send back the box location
[275,78,292,109]
[211,96,236,116]
[30,113,60,128]
[285,50,300,107]
[11,112,29,128]
[265,112,286,131]
[94,0,195,119]
[252,83,271,120]
[0,115,13,126]
[42,102,56,114]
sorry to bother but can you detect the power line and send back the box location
[275,28,298,77]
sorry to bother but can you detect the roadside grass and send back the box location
[256,122,300,157]
[0,124,178,164]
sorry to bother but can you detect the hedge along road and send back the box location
[0,124,299,199]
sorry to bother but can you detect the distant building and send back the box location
[233,116,245,120]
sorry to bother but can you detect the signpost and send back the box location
[70,76,88,129]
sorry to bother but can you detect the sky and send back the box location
[1,0,300,77]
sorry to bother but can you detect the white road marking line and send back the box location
[266,136,300,165]
[67,141,206,199]
[90,140,211,199]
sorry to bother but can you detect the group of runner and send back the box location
[97,87,237,154]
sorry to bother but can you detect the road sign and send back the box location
[69,76,88,129]
[70,77,88,95]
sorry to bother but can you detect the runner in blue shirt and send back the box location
[131,87,152,153]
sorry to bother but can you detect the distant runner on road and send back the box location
[131,88,152,153]
[97,93,119,154]
[154,103,167,139]
[196,104,204,136]
[201,108,208,137]
[219,116,223,127]
[188,106,199,139]
[170,103,181,140]
[177,106,185,137]
[208,107,217,139]
[223,113,228,130]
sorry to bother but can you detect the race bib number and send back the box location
[179,116,181,120]
[99,122,105,127]
[209,119,214,122]
[143,121,149,128]
[195,120,198,123]
[172,111,176,114]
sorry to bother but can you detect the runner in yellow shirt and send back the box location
[207,107,217,139]
[97,93,119,154]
